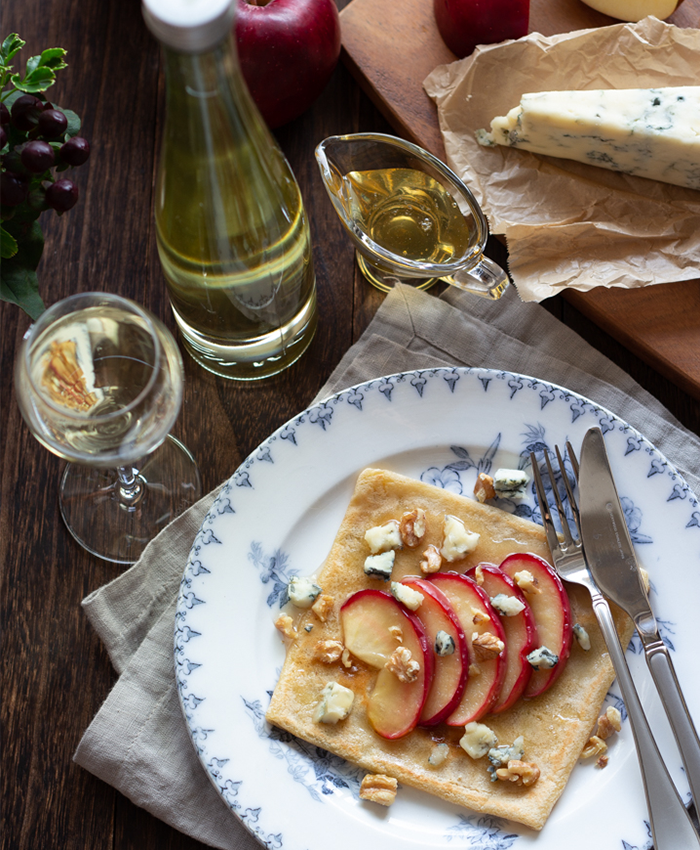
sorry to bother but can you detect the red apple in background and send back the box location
[433,0,529,59]
[236,0,342,128]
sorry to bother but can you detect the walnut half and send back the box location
[359,773,398,806]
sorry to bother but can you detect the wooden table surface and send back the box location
[1,1,699,848]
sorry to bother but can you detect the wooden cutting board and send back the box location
[339,0,700,400]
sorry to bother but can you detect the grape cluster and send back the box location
[1,93,90,214]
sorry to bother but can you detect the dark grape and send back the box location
[59,136,90,166]
[1,171,29,206]
[46,179,79,212]
[0,102,9,126]
[21,140,55,173]
[37,108,68,140]
[11,94,42,131]
[2,149,30,177]
[0,125,6,149]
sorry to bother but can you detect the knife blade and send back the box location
[578,425,700,812]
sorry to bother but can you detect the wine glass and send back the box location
[14,292,202,564]
[315,132,509,298]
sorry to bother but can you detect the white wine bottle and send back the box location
[142,0,317,380]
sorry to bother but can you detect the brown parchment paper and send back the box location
[423,17,700,302]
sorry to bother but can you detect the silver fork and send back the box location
[531,445,700,850]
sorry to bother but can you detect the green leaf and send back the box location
[0,225,19,258]
[0,219,45,318]
[59,107,81,136]
[26,53,41,74]
[39,47,68,71]
[0,262,45,318]
[12,65,56,93]
[1,34,25,65]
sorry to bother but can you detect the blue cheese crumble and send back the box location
[390,581,424,611]
[435,630,456,656]
[440,515,480,562]
[460,721,498,759]
[364,550,395,580]
[573,623,591,651]
[526,645,559,670]
[487,736,525,781]
[365,520,402,554]
[313,682,355,724]
[490,593,526,617]
[287,575,322,608]
[493,468,530,499]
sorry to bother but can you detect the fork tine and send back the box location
[529,451,561,555]
[555,444,581,539]
[543,449,576,547]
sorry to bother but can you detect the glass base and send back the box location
[172,289,318,381]
[58,435,202,565]
[356,252,439,293]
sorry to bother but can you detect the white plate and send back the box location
[175,368,698,850]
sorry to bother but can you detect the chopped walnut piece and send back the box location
[596,706,622,739]
[472,609,489,625]
[385,646,420,683]
[313,639,344,664]
[420,544,442,574]
[311,593,334,622]
[514,570,541,595]
[495,760,540,787]
[596,755,609,769]
[399,508,426,548]
[581,735,608,759]
[474,473,496,503]
[468,663,481,677]
[341,648,353,668]
[473,564,484,585]
[359,773,398,806]
[274,614,296,640]
[471,631,505,662]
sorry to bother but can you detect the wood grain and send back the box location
[340,0,700,400]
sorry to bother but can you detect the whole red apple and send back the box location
[433,0,529,58]
[236,0,341,129]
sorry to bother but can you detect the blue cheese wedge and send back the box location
[476,87,700,190]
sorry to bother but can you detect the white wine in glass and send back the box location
[14,292,202,564]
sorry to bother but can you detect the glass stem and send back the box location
[117,465,145,508]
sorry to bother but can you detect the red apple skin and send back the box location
[400,576,470,727]
[433,0,530,59]
[430,571,507,725]
[466,563,538,714]
[499,553,573,700]
[341,589,434,739]
[235,0,341,128]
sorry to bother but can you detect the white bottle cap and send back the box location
[142,0,236,52]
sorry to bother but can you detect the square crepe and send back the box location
[266,468,632,830]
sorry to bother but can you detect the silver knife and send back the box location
[578,425,700,813]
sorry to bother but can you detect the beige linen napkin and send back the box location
[74,283,700,849]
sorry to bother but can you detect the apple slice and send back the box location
[499,553,573,699]
[340,589,433,739]
[430,572,507,725]
[466,563,538,714]
[399,576,469,726]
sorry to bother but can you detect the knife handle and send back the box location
[643,637,700,811]
[591,595,700,849]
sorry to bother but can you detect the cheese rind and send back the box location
[477,87,700,190]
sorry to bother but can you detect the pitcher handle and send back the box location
[446,256,510,300]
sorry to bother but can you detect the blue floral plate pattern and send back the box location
[175,368,698,850]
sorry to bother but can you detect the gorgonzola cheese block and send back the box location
[476,87,700,190]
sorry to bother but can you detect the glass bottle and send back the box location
[142,0,317,380]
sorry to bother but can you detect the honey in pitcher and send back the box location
[340,167,475,265]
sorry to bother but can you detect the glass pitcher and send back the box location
[316,132,509,299]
